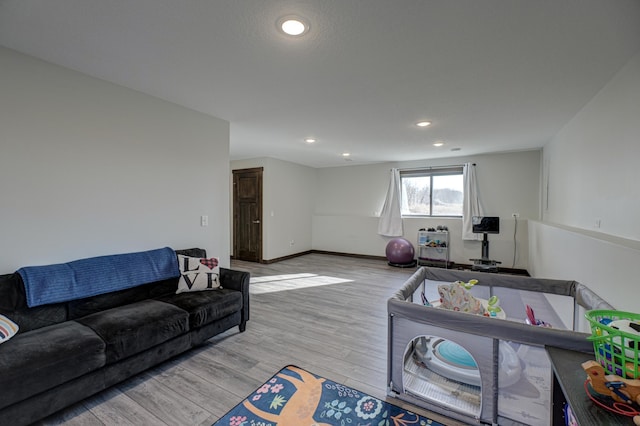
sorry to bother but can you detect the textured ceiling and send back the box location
[1,0,639,168]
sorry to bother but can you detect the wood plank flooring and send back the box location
[35,254,464,426]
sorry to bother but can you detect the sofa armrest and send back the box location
[220,268,250,330]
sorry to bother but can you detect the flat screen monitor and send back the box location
[472,216,500,234]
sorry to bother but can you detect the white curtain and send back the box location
[462,162,483,240]
[378,168,403,236]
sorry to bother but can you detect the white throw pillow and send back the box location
[176,255,221,294]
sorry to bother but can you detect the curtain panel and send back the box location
[378,168,403,237]
[462,162,483,240]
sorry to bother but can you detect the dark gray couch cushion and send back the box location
[0,273,68,333]
[67,277,180,320]
[76,300,189,363]
[1,304,68,334]
[155,289,242,328]
[175,248,207,259]
[0,273,25,311]
[0,321,106,410]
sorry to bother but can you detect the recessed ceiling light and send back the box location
[277,16,310,36]
[342,152,351,157]
[304,138,316,143]
[416,121,432,127]
[433,141,444,147]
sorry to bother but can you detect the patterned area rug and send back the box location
[213,365,444,426]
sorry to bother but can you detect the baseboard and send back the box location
[260,251,313,264]
[259,250,386,264]
[241,251,529,275]
[310,250,388,261]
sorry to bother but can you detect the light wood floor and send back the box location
[36,254,464,426]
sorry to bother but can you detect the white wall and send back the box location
[0,47,231,271]
[313,150,540,269]
[231,151,540,268]
[231,157,315,261]
[529,50,640,311]
[542,51,640,239]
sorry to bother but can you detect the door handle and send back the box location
[252,220,260,224]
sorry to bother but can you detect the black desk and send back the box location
[546,345,630,425]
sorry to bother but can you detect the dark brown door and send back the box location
[233,167,263,262]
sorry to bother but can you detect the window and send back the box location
[400,166,464,216]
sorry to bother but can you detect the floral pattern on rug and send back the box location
[214,365,444,426]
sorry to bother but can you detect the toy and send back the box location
[609,319,640,358]
[582,360,640,424]
[485,295,502,317]
[583,360,640,404]
[420,291,431,307]
[438,281,484,315]
[414,336,521,388]
[440,280,502,318]
[525,305,551,327]
[456,279,478,290]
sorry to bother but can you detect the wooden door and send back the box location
[233,167,263,262]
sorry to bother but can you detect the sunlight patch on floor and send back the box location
[250,273,316,283]
[249,273,353,294]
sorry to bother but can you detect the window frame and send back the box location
[399,165,464,217]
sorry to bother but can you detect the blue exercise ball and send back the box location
[386,237,415,265]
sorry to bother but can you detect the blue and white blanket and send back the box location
[17,247,180,307]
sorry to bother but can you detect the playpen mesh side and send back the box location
[388,267,612,425]
[422,267,577,296]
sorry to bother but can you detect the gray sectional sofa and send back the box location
[0,247,250,426]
